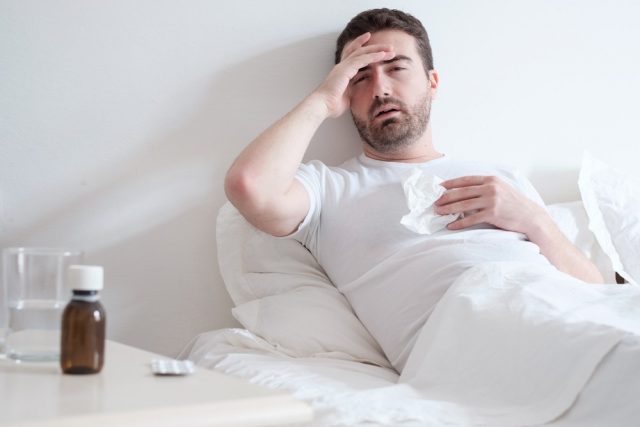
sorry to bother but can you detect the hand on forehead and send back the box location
[341,32,395,62]
[341,32,371,60]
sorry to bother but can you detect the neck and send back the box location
[362,123,443,163]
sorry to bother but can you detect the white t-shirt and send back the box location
[287,153,551,372]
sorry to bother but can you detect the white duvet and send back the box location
[186,262,640,426]
[401,262,640,425]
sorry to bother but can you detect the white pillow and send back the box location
[547,201,615,283]
[216,202,391,368]
[578,152,640,285]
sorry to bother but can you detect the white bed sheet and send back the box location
[399,261,640,426]
[184,327,640,427]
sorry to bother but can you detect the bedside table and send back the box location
[0,340,313,426]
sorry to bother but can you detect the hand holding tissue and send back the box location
[400,168,461,235]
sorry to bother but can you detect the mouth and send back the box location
[373,105,402,121]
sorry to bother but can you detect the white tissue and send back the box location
[400,168,460,235]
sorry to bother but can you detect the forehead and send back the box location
[365,30,420,59]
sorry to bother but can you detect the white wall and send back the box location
[2,0,639,356]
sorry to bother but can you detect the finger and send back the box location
[434,186,484,206]
[441,175,493,190]
[345,50,395,77]
[347,43,394,59]
[436,197,486,216]
[446,211,489,230]
[341,32,372,60]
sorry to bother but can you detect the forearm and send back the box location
[527,210,604,284]
[225,92,329,208]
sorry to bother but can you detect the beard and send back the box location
[351,93,431,154]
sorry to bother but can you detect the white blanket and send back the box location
[400,261,640,425]
[186,262,640,426]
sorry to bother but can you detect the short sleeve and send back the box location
[274,160,325,255]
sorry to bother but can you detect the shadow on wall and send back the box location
[215,32,362,166]
[2,33,360,356]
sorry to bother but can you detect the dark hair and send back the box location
[335,8,434,74]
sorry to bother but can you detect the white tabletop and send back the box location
[0,340,313,427]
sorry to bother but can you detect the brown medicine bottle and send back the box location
[60,265,106,374]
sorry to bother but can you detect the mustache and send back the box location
[368,96,407,120]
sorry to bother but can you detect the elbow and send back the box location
[592,270,605,285]
[224,167,265,209]
[582,266,605,284]
[224,167,245,202]
[225,167,251,203]
[586,261,605,284]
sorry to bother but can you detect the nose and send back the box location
[371,69,391,100]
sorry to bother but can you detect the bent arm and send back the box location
[224,93,329,236]
[225,32,394,237]
[436,176,605,284]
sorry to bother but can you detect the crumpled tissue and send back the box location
[400,168,461,235]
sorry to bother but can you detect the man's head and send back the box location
[335,8,434,74]
[335,9,438,155]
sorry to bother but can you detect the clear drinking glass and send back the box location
[2,247,83,362]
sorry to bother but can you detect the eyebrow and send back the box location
[356,55,413,73]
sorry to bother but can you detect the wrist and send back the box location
[303,91,332,121]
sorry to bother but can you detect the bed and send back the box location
[181,152,640,426]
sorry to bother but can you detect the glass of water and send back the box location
[2,247,83,362]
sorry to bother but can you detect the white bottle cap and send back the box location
[68,265,104,291]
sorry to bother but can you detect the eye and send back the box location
[391,66,406,72]
[352,75,369,85]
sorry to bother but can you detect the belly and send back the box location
[337,236,550,371]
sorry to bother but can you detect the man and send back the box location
[225,9,604,371]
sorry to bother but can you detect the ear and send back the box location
[428,70,439,98]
